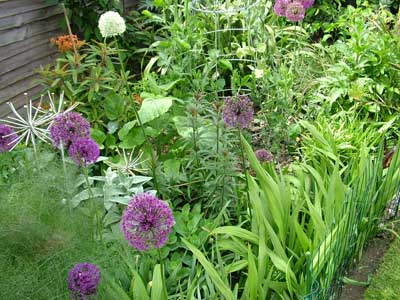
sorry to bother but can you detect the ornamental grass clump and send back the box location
[0,124,18,152]
[98,11,126,38]
[121,192,175,252]
[68,263,101,300]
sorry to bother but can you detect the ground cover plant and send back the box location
[1,0,400,299]
[364,234,400,300]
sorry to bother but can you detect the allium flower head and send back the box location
[0,124,18,152]
[68,137,100,167]
[300,0,315,9]
[286,1,306,22]
[68,263,101,299]
[50,112,90,148]
[222,95,254,129]
[274,0,289,16]
[255,149,273,163]
[121,192,175,251]
[98,11,126,38]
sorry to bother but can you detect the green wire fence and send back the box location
[303,143,400,300]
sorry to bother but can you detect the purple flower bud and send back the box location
[222,95,254,129]
[68,263,101,299]
[68,137,100,167]
[255,149,274,163]
[121,192,175,251]
[274,0,289,16]
[50,112,90,149]
[300,0,314,9]
[286,1,306,22]
[0,124,18,152]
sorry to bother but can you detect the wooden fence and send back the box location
[0,0,137,117]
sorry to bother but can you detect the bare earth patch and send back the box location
[340,234,392,300]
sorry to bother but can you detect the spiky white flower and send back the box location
[104,148,148,176]
[0,91,77,152]
[98,11,126,38]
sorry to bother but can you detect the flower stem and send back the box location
[114,38,160,195]
[60,141,71,212]
[83,166,102,241]
[237,129,251,218]
[158,249,167,299]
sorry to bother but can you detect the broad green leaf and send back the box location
[119,127,145,149]
[118,121,136,140]
[138,96,173,124]
[173,116,191,138]
[91,128,106,149]
[151,264,167,300]
[131,270,149,300]
[104,92,124,120]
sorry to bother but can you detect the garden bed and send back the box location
[1,1,400,300]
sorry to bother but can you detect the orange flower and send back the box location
[50,34,85,53]
[134,94,143,104]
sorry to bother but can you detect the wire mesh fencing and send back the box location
[303,144,400,300]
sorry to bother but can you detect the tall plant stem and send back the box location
[237,129,251,218]
[114,38,160,195]
[83,166,102,241]
[61,4,79,63]
[59,141,71,212]
[158,249,167,299]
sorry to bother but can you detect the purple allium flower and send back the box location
[68,262,101,299]
[50,112,90,148]
[274,0,289,16]
[68,137,100,167]
[121,192,175,252]
[286,1,306,22]
[0,124,18,152]
[255,149,273,163]
[222,95,254,129]
[299,0,314,9]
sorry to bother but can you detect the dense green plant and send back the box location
[46,0,123,40]
[0,148,119,299]
[180,118,400,299]
[312,5,400,120]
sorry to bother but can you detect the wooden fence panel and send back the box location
[0,0,138,118]
[0,0,63,117]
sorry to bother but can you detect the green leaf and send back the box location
[151,264,167,300]
[104,92,124,120]
[119,127,146,149]
[172,116,191,138]
[138,96,173,124]
[118,121,136,140]
[91,128,106,148]
[159,79,182,92]
[163,159,181,182]
[182,239,235,300]
[153,0,165,7]
[211,226,259,245]
[107,121,119,134]
[131,270,149,300]
[247,245,258,300]
[219,59,233,71]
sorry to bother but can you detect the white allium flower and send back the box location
[98,11,126,38]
